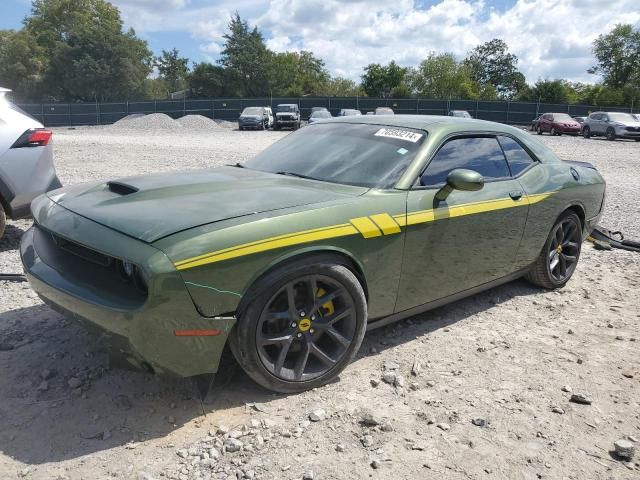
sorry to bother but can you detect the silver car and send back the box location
[0,88,60,238]
[582,111,640,141]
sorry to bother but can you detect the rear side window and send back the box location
[497,136,536,176]
[420,137,510,186]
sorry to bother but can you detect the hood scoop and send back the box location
[107,181,139,196]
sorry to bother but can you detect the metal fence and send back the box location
[17,97,637,127]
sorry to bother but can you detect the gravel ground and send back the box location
[0,126,639,480]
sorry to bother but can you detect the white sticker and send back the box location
[374,127,423,143]
[397,148,408,155]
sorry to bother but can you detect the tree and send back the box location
[321,76,363,96]
[589,24,640,89]
[464,39,526,99]
[518,79,569,103]
[361,61,408,98]
[268,51,329,96]
[219,13,271,96]
[409,53,480,99]
[0,29,46,101]
[189,62,242,97]
[17,0,153,101]
[155,48,189,93]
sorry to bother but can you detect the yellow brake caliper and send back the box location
[316,287,335,316]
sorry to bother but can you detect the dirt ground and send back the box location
[0,125,638,480]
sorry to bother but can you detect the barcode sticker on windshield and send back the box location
[374,128,423,143]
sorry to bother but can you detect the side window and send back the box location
[592,113,601,121]
[420,137,510,187]
[497,136,536,176]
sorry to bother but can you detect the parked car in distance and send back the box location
[573,116,586,125]
[22,115,605,393]
[0,87,60,238]
[339,109,362,116]
[311,107,329,114]
[307,110,332,124]
[582,111,640,141]
[238,106,272,130]
[375,107,394,115]
[530,116,541,131]
[535,113,581,136]
[274,104,301,130]
[449,110,472,118]
[632,113,640,122]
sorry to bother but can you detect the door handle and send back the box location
[509,191,523,201]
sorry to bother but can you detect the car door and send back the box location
[395,135,530,312]
[590,113,603,134]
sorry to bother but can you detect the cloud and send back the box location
[110,0,640,84]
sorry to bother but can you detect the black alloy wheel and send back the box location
[606,127,616,141]
[547,218,581,283]
[582,126,590,138]
[256,275,357,382]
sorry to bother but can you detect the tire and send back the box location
[537,126,543,135]
[239,125,244,131]
[260,120,266,130]
[526,211,582,289]
[274,124,280,131]
[551,127,557,136]
[229,257,367,393]
[0,203,5,239]
[606,127,616,141]
[582,126,590,138]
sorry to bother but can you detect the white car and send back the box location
[0,88,60,238]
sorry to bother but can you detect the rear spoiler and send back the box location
[564,160,596,170]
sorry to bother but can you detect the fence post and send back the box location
[211,99,215,119]
[96,101,100,125]
[126,100,129,115]
[506,101,510,124]
[183,96,186,117]
[475,100,479,119]
[154,100,157,113]
[41,103,45,125]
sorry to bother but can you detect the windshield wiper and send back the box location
[275,171,318,181]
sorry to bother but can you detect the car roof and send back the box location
[317,114,521,134]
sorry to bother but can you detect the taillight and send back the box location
[11,128,52,148]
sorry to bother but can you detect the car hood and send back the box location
[46,166,366,243]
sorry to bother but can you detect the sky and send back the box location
[3,0,640,84]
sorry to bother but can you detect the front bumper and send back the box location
[20,197,235,377]
[238,118,264,129]
[558,126,581,134]
[616,127,640,139]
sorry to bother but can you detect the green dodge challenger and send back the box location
[20,116,606,392]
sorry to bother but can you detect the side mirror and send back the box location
[435,169,484,201]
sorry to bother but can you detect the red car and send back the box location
[535,113,581,135]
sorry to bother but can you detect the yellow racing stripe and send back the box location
[175,192,555,270]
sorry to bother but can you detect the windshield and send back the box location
[244,123,426,188]
[609,112,636,122]
[277,105,296,112]
[342,110,361,116]
[242,107,263,116]
[553,113,573,122]
[311,111,331,118]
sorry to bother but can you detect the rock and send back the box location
[224,438,243,453]
[627,435,638,443]
[570,393,592,405]
[41,368,57,380]
[567,328,574,334]
[302,471,314,480]
[551,406,565,414]
[361,435,374,447]
[309,409,326,422]
[113,394,132,410]
[176,449,188,459]
[411,360,421,376]
[561,385,572,393]
[410,382,420,391]
[621,370,634,379]
[217,425,230,435]
[576,358,583,364]
[37,380,49,391]
[370,378,380,387]
[426,380,436,388]
[436,423,450,431]
[382,373,396,385]
[360,411,381,426]
[138,472,157,480]
[383,361,399,371]
[380,422,393,432]
[471,418,487,427]
[394,374,405,388]
[67,377,82,389]
[614,439,635,460]
[335,444,345,452]
[371,459,382,469]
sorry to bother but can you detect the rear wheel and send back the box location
[606,127,616,141]
[0,203,5,239]
[582,126,590,138]
[551,127,558,136]
[526,211,582,289]
[537,126,543,135]
[229,258,367,393]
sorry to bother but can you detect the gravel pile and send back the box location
[111,113,182,130]
[177,114,221,130]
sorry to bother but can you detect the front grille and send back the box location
[626,126,640,132]
[34,225,148,308]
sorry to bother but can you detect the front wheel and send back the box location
[537,126,543,135]
[0,203,5,239]
[229,259,367,393]
[606,127,616,141]
[582,126,590,138]
[526,211,582,289]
